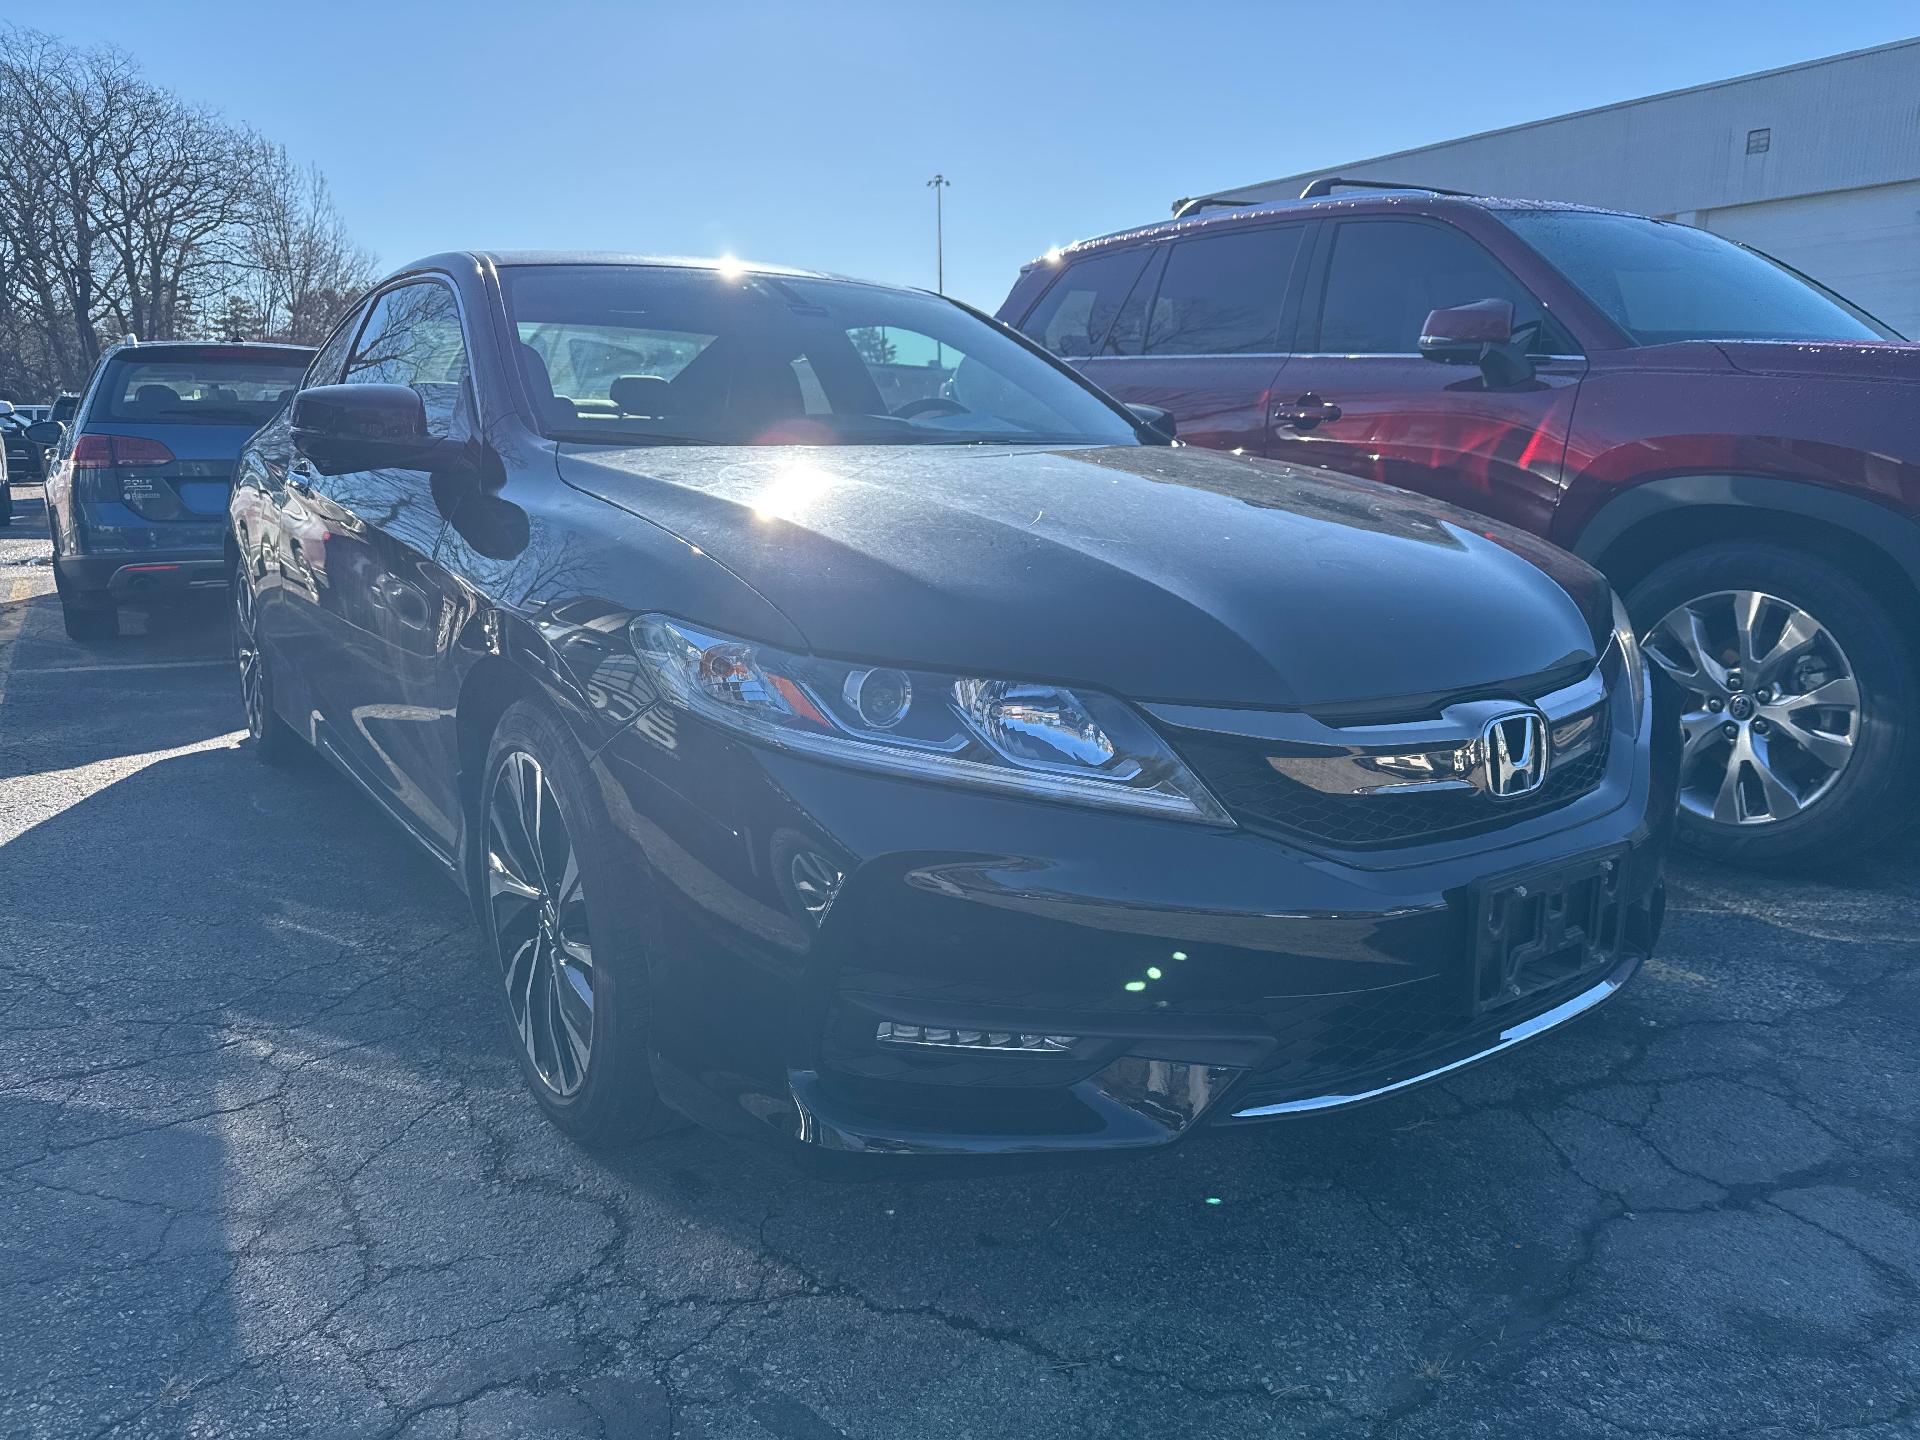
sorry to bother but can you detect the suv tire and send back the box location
[52,557,118,643]
[477,699,681,1146]
[1627,541,1917,867]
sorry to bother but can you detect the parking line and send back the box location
[0,574,31,716]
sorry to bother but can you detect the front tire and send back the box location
[1627,541,1917,867]
[477,699,677,1144]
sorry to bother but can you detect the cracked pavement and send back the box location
[2,484,1917,1438]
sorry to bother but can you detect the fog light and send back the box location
[876,1022,1077,1053]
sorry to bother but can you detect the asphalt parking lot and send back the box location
[1,482,1916,1440]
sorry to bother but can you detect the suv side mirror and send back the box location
[0,400,14,417]
[25,419,64,447]
[292,384,436,474]
[1127,403,1177,445]
[1419,299,1534,388]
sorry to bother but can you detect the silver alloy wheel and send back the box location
[1643,589,1860,827]
[486,749,595,1097]
[233,576,267,740]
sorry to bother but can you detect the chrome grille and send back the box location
[1156,669,1617,851]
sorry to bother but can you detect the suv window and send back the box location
[1144,226,1303,356]
[1316,219,1568,356]
[1020,249,1151,358]
[346,282,472,438]
[1499,208,1900,344]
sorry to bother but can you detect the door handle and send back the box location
[1275,394,1343,431]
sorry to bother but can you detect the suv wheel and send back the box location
[1627,541,1917,866]
[51,556,119,643]
[477,700,680,1145]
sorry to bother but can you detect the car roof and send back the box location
[103,341,316,359]
[1026,193,1635,271]
[394,250,874,288]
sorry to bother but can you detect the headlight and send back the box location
[630,615,1231,824]
[1610,590,1647,732]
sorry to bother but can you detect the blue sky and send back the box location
[13,2,1919,308]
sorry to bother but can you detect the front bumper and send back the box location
[593,672,1674,1166]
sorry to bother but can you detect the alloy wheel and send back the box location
[486,749,596,1097]
[232,577,267,741]
[1643,589,1860,827]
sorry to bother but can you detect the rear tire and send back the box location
[1626,541,1917,868]
[231,568,298,764]
[60,597,118,643]
[476,699,679,1146]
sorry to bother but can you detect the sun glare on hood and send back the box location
[751,461,836,523]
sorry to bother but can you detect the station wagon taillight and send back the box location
[72,434,175,469]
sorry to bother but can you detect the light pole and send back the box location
[926,173,950,294]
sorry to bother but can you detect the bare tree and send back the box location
[0,25,374,399]
[231,147,377,345]
[0,29,129,393]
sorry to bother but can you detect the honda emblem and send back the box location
[1482,712,1549,799]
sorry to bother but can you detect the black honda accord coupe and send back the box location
[229,252,1674,1163]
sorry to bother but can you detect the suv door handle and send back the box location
[1275,394,1343,431]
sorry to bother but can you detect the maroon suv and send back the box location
[998,192,1919,866]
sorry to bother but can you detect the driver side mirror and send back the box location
[25,420,64,447]
[1418,299,1534,388]
[292,384,438,475]
[1127,403,1177,445]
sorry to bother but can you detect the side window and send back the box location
[1103,246,1167,356]
[1316,220,1570,356]
[1019,249,1151,358]
[305,306,367,388]
[345,282,472,438]
[1144,225,1304,356]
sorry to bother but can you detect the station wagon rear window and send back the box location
[96,354,310,425]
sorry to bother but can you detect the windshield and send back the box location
[96,352,311,426]
[503,264,1140,447]
[1500,209,1902,345]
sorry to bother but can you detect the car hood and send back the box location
[1714,339,1920,385]
[556,442,1609,709]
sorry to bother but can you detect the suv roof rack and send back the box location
[1168,194,1259,220]
[1296,177,1476,200]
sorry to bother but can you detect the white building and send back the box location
[1190,38,1920,336]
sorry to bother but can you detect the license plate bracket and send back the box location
[1467,846,1628,1014]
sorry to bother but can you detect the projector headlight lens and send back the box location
[630,615,1229,823]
